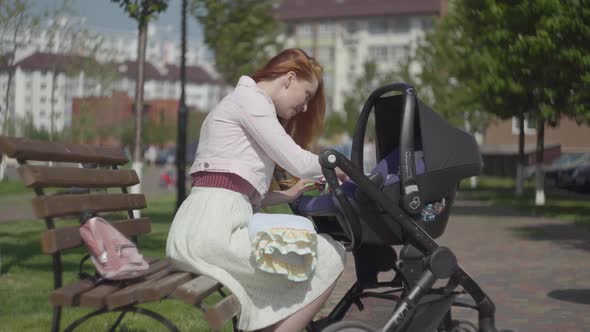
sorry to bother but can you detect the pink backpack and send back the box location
[80,216,149,280]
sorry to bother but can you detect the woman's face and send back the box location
[275,72,319,121]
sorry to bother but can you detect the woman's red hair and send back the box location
[251,48,325,151]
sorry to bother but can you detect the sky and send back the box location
[32,0,204,43]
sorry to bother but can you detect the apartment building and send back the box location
[0,52,101,132]
[274,0,443,113]
[0,52,222,133]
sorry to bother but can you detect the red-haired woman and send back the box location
[167,49,346,331]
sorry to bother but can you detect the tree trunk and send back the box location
[0,67,14,182]
[130,21,148,218]
[464,111,478,188]
[2,69,14,135]
[515,110,526,196]
[535,117,546,206]
[50,71,57,142]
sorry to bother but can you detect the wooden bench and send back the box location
[0,136,241,332]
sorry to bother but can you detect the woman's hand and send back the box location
[313,168,348,185]
[286,178,318,202]
[335,167,349,182]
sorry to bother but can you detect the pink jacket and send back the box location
[189,76,322,197]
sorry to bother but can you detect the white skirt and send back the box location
[166,187,346,331]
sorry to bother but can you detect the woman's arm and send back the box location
[238,98,322,179]
[261,179,317,208]
[260,190,295,208]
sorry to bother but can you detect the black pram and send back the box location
[293,83,501,332]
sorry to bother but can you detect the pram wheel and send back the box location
[448,320,478,332]
[320,320,375,332]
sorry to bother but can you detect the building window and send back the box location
[40,96,46,104]
[512,114,537,135]
[301,47,313,57]
[369,46,389,62]
[391,17,410,33]
[390,45,406,62]
[319,23,334,36]
[323,74,333,91]
[369,19,388,34]
[285,24,295,37]
[318,47,335,64]
[422,16,434,30]
[346,21,358,34]
[296,24,311,36]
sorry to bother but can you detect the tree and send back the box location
[397,22,490,134]
[111,0,168,215]
[0,0,41,135]
[324,61,402,140]
[0,0,41,180]
[143,111,174,146]
[427,0,590,204]
[190,0,282,85]
[43,1,97,142]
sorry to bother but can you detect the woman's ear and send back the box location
[285,71,296,89]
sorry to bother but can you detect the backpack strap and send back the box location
[78,253,104,285]
[79,210,97,225]
[78,210,104,284]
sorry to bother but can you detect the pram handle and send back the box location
[319,149,363,251]
[351,83,424,214]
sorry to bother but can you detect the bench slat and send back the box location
[106,266,175,309]
[204,295,241,331]
[136,272,194,304]
[19,165,139,188]
[49,279,96,307]
[173,275,223,305]
[41,218,151,254]
[79,284,121,308]
[32,193,146,218]
[0,136,128,165]
[78,259,171,308]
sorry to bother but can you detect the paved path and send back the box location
[322,200,590,332]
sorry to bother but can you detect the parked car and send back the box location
[155,147,175,166]
[545,153,590,192]
[544,153,585,181]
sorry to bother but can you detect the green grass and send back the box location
[0,179,28,196]
[0,195,233,332]
[458,176,590,227]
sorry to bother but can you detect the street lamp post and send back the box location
[176,0,188,211]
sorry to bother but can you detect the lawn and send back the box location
[0,179,28,196]
[458,176,590,227]
[0,195,232,332]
